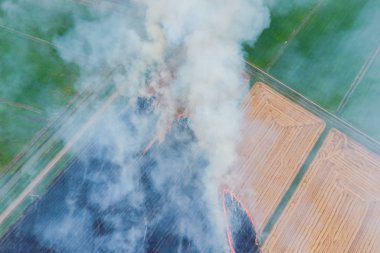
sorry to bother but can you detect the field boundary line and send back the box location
[0,98,42,114]
[266,1,322,71]
[336,42,380,114]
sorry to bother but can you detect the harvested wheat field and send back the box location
[225,82,325,234]
[263,128,380,253]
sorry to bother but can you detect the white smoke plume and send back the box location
[57,0,269,251]
[57,0,270,161]
[1,0,270,252]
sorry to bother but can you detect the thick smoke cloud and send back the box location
[1,0,270,252]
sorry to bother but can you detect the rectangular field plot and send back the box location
[225,82,325,234]
[263,129,380,253]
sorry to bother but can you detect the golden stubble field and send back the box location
[226,82,380,252]
[264,129,380,253]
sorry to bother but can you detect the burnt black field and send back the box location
[224,192,260,253]
[0,98,257,253]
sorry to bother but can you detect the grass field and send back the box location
[244,0,380,140]
[0,0,96,169]
[0,31,79,168]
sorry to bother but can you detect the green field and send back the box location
[244,0,380,140]
[0,0,93,169]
